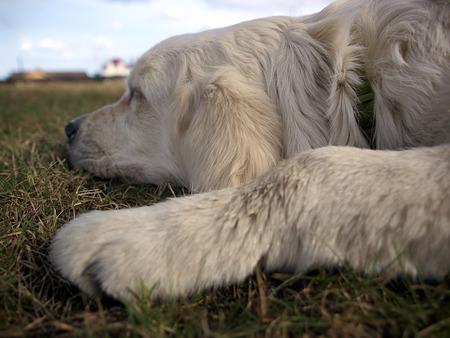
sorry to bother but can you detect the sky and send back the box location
[0,0,333,80]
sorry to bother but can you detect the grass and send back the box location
[1,81,449,337]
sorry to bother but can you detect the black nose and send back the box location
[65,121,78,140]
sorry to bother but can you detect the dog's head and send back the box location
[65,25,283,191]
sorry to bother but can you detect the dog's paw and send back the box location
[50,210,120,297]
[50,207,171,300]
[50,185,273,301]
[50,191,256,300]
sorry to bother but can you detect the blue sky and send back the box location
[0,0,333,80]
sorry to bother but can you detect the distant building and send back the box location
[9,71,89,82]
[101,58,132,78]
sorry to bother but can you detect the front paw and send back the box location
[50,206,202,301]
[50,208,159,299]
[50,191,261,301]
[50,211,115,297]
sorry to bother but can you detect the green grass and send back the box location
[1,81,449,337]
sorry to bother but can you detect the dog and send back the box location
[50,0,450,301]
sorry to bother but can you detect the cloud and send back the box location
[37,39,67,50]
[112,21,123,30]
[107,0,153,2]
[20,39,68,52]
[207,0,290,9]
[105,0,156,6]
[204,0,332,15]
[21,42,33,51]
[92,36,114,48]
[62,52,74,60]
[102,21,123,31]
[165,6,187,19]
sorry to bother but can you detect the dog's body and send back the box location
[51,0,450,301]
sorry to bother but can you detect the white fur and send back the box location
[51,0,450,301]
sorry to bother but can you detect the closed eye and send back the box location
[129,88,145,103]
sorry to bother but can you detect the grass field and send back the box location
[1,81,449,337]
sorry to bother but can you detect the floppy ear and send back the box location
[175,64,282,191]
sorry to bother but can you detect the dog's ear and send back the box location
[175,64,282,191]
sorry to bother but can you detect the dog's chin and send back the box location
[74,159,112,178]
[75,158,154,185]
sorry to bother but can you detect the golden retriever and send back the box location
[51,0,449,301]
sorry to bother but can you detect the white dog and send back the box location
[51,0,450,301]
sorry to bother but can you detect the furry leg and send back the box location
[50,145,450,301]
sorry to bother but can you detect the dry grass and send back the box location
[1,81,449,337]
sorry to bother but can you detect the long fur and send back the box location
[51,0,450,301]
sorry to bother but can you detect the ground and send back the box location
[1,81,449,337]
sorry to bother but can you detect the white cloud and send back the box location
[205,0,332,15]
[21,42,33,51]
[165,5,187,19]
[62,52,74,60]
[112,21,123,30]
[102,21,123,31]
[92,36,114,48]
[37,39,67,50]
